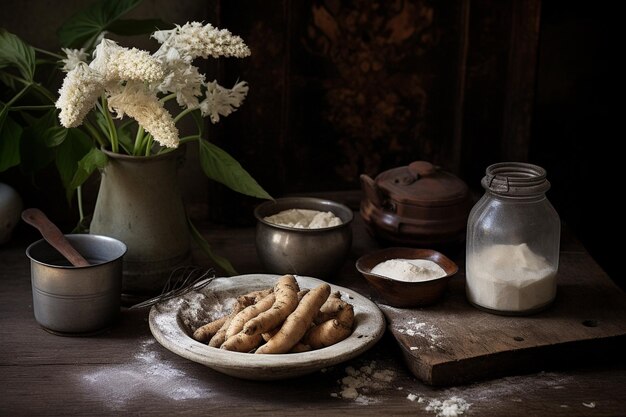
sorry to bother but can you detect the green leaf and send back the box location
[0,114,23,171]
[44,126,68,147]
[0,29,36,81]
[68,147,108,190]
[55,128,93,201]
[199,139,272,200]
[0,71,17,89]
[57,0,144,48]
[18,110,60,173]
[187,216,237,276]
[107,19,173,36]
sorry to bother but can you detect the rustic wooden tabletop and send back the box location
[1,210,625,416]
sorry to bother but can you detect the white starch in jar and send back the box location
[263,209,342,229]
[371,259,447,282]
[466,243,557,312]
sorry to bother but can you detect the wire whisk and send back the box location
[129,265,216,310]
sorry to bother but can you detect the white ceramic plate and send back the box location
[149,274,386,380]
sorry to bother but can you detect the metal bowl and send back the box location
[25,234,127,335]
[254,197,353,279]
[356,247,458,308]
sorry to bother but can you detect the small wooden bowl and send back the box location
[356,247,458,308]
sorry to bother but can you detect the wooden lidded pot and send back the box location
[359,161,473,247]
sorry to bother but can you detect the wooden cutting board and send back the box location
[377,249,626,386]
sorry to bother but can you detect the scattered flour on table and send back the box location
[79,338,212,408]
[331,361,396,405]
[583,402,596,408]
[425,397,471,417]
[393,317,443,350]
[405,372,575,414]
[406,393,470,416]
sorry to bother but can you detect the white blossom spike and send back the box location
[153,22,251,62]
[107,83,179,148]
[90,39,164,84]
[56,63,104,128]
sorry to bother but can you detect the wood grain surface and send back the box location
[381,250,626,386]
[1,210,625,416]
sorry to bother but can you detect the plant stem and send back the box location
[84,119,107,148]
[187,215,237,276]
[30,83,56,102]
[133,125,145,155]
[34,47,63,60]
[160,93,176,103]
[5,85,31,107]
[144,135,154,156]
[173,107,194,124]
[178,135,201,145]
[9,105,55,111]
[101,97,119,153]
[77,185,85,226]
[1,75,55,103]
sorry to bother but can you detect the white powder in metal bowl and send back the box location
[371,259,447,282]
[264,208,342,229]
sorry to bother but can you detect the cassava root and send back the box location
[193,277,354,354]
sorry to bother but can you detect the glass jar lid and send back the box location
[482,162,551,196]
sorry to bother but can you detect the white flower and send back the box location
[156,56,205,110]
[55,23,250,154]
[153,22,251,63]
[199,80,248,124]
[56,63,104,128]
[60,48,88,72]
[90,39,164,84]
[107,82,179,148]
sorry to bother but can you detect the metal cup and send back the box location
[25,234,127,335]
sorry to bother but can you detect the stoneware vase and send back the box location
[90,147,191,299]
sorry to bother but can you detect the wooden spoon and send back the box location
[22,208,90,267]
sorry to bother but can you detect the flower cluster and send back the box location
[55,21,250,151]
[152,22,251,62]
[56,63,104,128]
[107,83,179,149]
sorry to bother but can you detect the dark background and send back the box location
[1,0,620,287]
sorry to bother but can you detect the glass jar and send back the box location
[466,162,560,315]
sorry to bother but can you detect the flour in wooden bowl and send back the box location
[371,258,447,282]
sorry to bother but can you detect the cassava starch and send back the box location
[466,243,557,312]
[371,259,447,282]
[263,209,342,229]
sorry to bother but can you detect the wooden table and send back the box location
[1,213,625,416]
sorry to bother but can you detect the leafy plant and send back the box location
[1,0,271,275]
